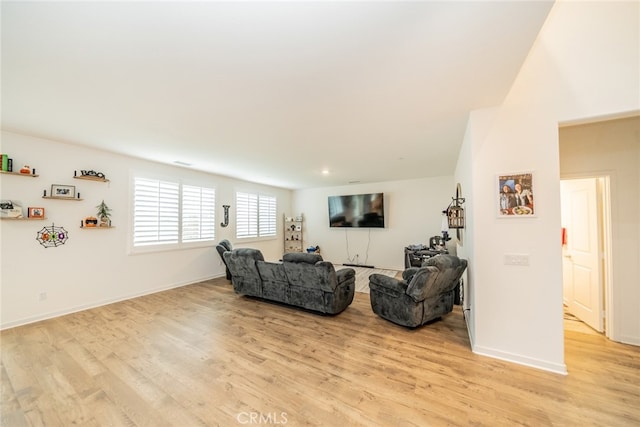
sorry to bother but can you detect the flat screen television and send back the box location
[328,193,385,228]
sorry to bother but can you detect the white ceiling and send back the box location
[1,1,553,189]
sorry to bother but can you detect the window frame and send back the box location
[235,190,277,242]
[130,174,216,254]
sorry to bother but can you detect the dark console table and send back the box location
[404,245,447,268]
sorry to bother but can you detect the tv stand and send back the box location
[343,263,375,269]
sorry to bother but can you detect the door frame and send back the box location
[560,173,613,338]
[600,175,614,340]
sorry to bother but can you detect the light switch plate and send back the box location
[504,253,530,266]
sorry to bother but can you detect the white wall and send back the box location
[559,116,640,345]
[292,176,455,271]
[0,131,292,329]
[454,107,500,345]
[458,0,639,373]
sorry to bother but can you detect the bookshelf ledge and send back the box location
[1,170,39,177]
[43,196,84,201]
[1,217,47,220]
[73,175,109,183]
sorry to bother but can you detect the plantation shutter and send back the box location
[236,192,258,238]
[133,177,179,246]
[182,185,216,242]
[259,195,277,237]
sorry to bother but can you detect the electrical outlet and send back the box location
[504,254,530,266]
[38,292,47,301]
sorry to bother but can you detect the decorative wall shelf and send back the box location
[80,226,115,229]
[0,170,39,177]
[1,217,47,220]
[74,175,109,183]
[43,196,83,201]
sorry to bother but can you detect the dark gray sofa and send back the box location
[368,255,467,327]
[222,249,356,314]
[215,239,233,280]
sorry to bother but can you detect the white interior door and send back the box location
[560,178,603,332]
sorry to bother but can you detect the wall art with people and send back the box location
[497,172,535,217]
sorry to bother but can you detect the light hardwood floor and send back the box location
[337,265,400,293]
[2,277,639,426]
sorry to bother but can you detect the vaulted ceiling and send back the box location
[2,1,554,189]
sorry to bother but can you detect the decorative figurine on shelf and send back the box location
[96,200,112,227]
[79,170,107,179]
[19,165,31,174]
[83,216,98,227]
[0,200,23,218]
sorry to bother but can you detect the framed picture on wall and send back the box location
[28,207,45,219]
[497,172,535,217]
[50,184,76,199]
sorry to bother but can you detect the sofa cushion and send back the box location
[282,252,323,264]
[405,266,440,302]
[283,256,343,292]
[256,261,288,302]
[423,255,468,296]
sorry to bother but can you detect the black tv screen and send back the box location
[328,193,385,228]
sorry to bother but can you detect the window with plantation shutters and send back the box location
[182,185,216,242]
[236,192,258,239]
[259,195,277,237]
[236,192,277,239]
[133,177,180,246]
[133,177,216,249]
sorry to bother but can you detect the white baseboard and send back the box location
[0,274,224,331]
[472,344,568,375]
[619,334,640,346]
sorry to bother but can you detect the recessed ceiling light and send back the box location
[348,180,361,184]
[174,161,192,167]
[322,169,330,175]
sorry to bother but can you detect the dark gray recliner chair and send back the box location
[368,255,467,327]
[216,239,233,280]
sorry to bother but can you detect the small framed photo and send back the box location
[28,207,45,219]
[497,172,535,217]
[51,184,76,199]
[1,200,23,218]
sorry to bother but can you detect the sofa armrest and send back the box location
[335,267,356,285]
[368,274,407,298]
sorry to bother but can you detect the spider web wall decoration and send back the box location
[36,223,69,248]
